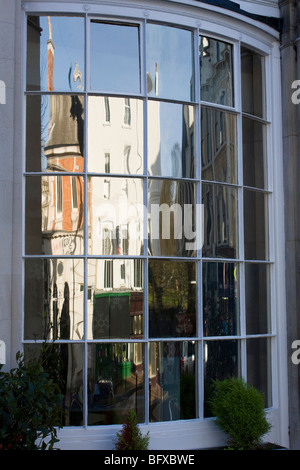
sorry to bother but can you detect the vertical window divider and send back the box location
[141,17,149,425]
[83,12,89,429]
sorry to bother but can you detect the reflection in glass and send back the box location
[26,95,84,172]
[247,338,272,407]
[149,342,196,421]
[87,259,144,339]
[245,263,270,334]
[148,101,195,178]
[201,107,237,183]
[241,47,265,118]
[244,189,268,260]
[88,177,144,256]
[243,117,267,189]
[88,343,144,425]
[200,37,233,107]
[26,16,85,92]
[202,183,238,258]
[24,343,84,426]
[148,260,196,338]
[24,258,84,340]
[203,262,239,336]
[146,24,194,101]
[25,175,84,255]
[90,21,140,93]
[204,340,240,417]
[148,179,197,257]
[88,97,143,174]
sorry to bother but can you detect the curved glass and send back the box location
[148,101,195,178]
[88,96,143,174]
[200,37,233,107]
[90,21,140,93]
[26,16,85,92]
[244,189,268,260]
[243,117,267,189]
[146,24,194,101]
[245,263,270,334]
[25,175,84,255]
[241,46,265,119]
[26,94,84,172]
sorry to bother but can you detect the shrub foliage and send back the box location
[0,352,63,450]
[114,409,149,450]
[210,377,271,450]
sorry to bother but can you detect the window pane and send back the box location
[88,96,143,174]
[27,16,85,92]
[202,183,238,259]
[146,24,194,101]
[88,177,144,256]
[200,37,233,107]
[245,263,270,334]
[149,260,197,338]
[24,258,84,340]
[148,101,195,178]
[87,259,144,339]
[204,340,240,417]
[90,21,140,93]
[201,107,237,184]
[149,342,196,421]
[148,179,197,257]
[24,343,84,426]
[25,175,84,255]
[247,338,272,407]
[244,189,268,260]
[26,95,84,172]
[88,343,144,425]
[203,262,239,336]
[243,117,267,189]
[241,46,265,119]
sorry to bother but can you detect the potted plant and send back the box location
[114,409,150,450]
[209,377,272,450]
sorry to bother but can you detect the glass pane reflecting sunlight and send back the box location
[148,101,195,178]
[90,21,140,93]
[26,16,85,92]
[88,96,143,174]
[146,24,194,101]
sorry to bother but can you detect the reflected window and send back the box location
[148,179,197,257]
[88,259,144,339]
[88,96,143,174]
[202,183,238,259]
[90,21,140,93]
[149,260,197,338]
[146,24,194,101]
[88,343,144,424]
[149,342,196,421]
[201,107,237,184]
[200,37,233,107]
[203,262,239,336]
[148,101,195,178]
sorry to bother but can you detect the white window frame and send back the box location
[20,0,288,450]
